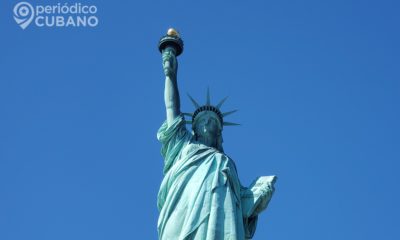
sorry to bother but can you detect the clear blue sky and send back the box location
[1,0,399,239]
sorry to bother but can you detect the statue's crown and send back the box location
[184,88,239,129]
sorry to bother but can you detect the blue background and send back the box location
[1,0,399,239]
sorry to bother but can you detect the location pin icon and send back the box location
[13,2,35,29]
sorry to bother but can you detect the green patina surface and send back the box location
[157,30,276,240]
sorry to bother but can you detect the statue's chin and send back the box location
[198,132,217,143]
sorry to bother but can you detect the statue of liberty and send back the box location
[157,29,277,240]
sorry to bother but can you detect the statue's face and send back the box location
[193,111,221,139]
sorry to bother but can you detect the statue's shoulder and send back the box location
[214,152,239,174]
[212,151,235,166]
[215,152,234,162]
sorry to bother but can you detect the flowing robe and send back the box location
[157,115,274,240]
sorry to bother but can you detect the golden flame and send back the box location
[167,28,180,37]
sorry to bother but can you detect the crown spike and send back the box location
[216,96,229,109]
[187,93,200,108]
[222,109,238,117]
[223,122,240,126]
[206,87,211,105]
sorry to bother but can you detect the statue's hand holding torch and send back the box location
[162,47,177,79]
[159,28,184,80]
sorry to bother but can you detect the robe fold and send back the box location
[157,115,274,240]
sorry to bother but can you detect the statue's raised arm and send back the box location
[159,29,184,127]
